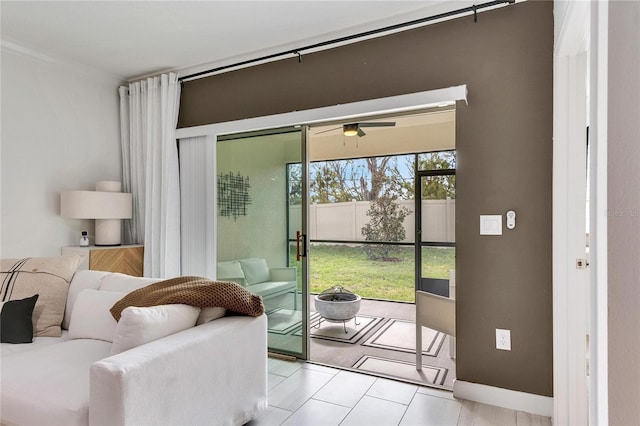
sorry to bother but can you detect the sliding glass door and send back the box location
[216,128,308,358]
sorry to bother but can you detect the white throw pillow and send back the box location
[110,304,200,355]
[196,306,226,325]
[68,289,125,342]
[63,270,107,330]
[99,273,161,293]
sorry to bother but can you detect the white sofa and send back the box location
[217,258,297,310]
[0,269,267,426]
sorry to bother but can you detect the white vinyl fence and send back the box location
[289,199,454,243]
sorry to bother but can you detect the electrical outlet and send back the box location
[496,329,511,351]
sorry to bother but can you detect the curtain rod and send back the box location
[179,0,515,83]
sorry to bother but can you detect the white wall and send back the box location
[1,45,122,258]
[607,1,640,424]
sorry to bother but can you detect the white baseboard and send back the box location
[453,380,553,417]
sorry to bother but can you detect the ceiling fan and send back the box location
[315,121,396,137]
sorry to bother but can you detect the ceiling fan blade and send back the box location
[358,121,396,128]
[357,128,366,137]
[314,126,341,135]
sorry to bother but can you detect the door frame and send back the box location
[300,125,311,359]
[588,2,609,423]
[176,87,468,361]
[553,1,609,424]
[213,128,310,359]
[174,86,466,140]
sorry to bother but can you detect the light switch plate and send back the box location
[480,215,502,235]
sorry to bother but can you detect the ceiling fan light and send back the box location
[343,124,358,137]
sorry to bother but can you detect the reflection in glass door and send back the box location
[216,129,307,358]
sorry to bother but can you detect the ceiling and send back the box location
[0,1,476,81]
[309,109,456,161]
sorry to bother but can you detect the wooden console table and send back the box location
[61,245,144,277]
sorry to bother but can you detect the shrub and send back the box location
[361,196,411,260]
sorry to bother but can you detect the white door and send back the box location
[553,2,592,424]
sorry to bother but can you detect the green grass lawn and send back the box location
[289,243,455,302]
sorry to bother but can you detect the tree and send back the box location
[361,195,411,260]
[359,157,389,201]
[359,156,412,260]
[403,151,456,200]
[419,152,456,200]
[422,174,456,200]
[287,163,302,205]
[309,161,355,203]
[352,157,409,201]
[309,157,407,204]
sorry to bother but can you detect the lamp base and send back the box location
[95,219,122,246]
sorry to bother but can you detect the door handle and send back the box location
[296,231,307,261]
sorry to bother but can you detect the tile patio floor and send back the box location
[308,297,456,389]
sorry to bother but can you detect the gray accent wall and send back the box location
[179,1,554,396]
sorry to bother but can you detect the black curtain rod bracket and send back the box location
[179,0,514,82]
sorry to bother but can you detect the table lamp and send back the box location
[61,181,132,246]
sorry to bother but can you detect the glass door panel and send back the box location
[420,245,456,297]
[415,152,456,298]
[415,162,457,364]
[216,129,306,358]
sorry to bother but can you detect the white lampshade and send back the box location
[61,181,132,246]
[60,191,132,219]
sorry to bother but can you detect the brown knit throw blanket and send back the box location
[110,276,264,321]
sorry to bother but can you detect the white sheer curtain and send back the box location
[179,135,217,278]
[120,73,181,278]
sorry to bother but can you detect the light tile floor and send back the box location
[247,359,552,426]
